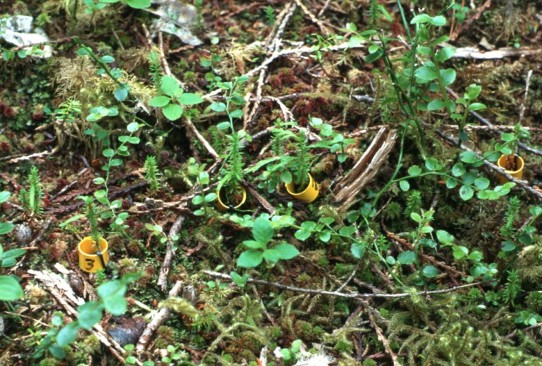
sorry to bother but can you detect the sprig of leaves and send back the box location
[150,75,203,120]
[237,216,299,268]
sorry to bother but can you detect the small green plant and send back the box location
[264,6,276,25]
[309,117,354,164]
[386,152,516,203]
[191,171,217,216]
[450,84,487,144]
[436,229,497,282]
[0,246,26,301]
[45,273,141,359]
[276,339,303,364]
[494,123,531,156]
[19,166,44,216]
[515,311,542,327]
[0,191,14,236]
[32,312,68,360]
[55,98,82,124]
[236,215,299,268]
[92,122,141,234]
[75,42,130,102]
[148,50,163,88]
[0,191,25,302]
[150,75,204,121]
[81,196,102,244]
[211,77,248,207]
[160,344,190,365]
[144,155,161,195]
[145,221,179,247]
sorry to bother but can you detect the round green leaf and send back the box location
[275,243,300,260]
[162,104,183,121]
[160,75,180,97]
[446,178,458,189]
[351,242,366,259]
[0,191,11,204]
[460,151,479,164]
[0,275,23,301]
[191,195,204,205]
[436,47,455,62]
[252,217,274,244]
[408,165,422,176]
[427,99,446,111]
[178,93,203,105]
[217,121,230,130]
[77,301,103,330]
[399,180,410,192]
[422,265,439,278]
[237,250,264,268]
[459,185,474,200]
[127,122,139,133]
[452,163,466,177]
[397,251,416,265]
[56,322,80,347]
[102,148,115,158]
[114,86,129,102]
[125,0,151,9]
[474,177,490,190]
[440,68,456,86]
[210,102,226,112]
[149,95,171,108]
[0,223,14,235]
[425,157,442,171]
[430,15,446,26]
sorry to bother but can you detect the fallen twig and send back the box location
[203,270,483,299]
[157,215,185,292]
[367,310,401,366]
[136,281,184,354]
[452,46,542,59]
[183,116,219,160]
[293,0,330,35]
[1,151,50,163]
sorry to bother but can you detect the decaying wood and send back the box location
[28,265,132,365]
[157,215,185,292]
[136,280,184,354]
[333,128,397,209]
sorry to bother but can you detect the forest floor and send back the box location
[1,0,542,365]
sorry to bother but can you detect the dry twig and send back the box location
[203,270,482,299]
[157,215,185,292]
[136,281,184,354]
